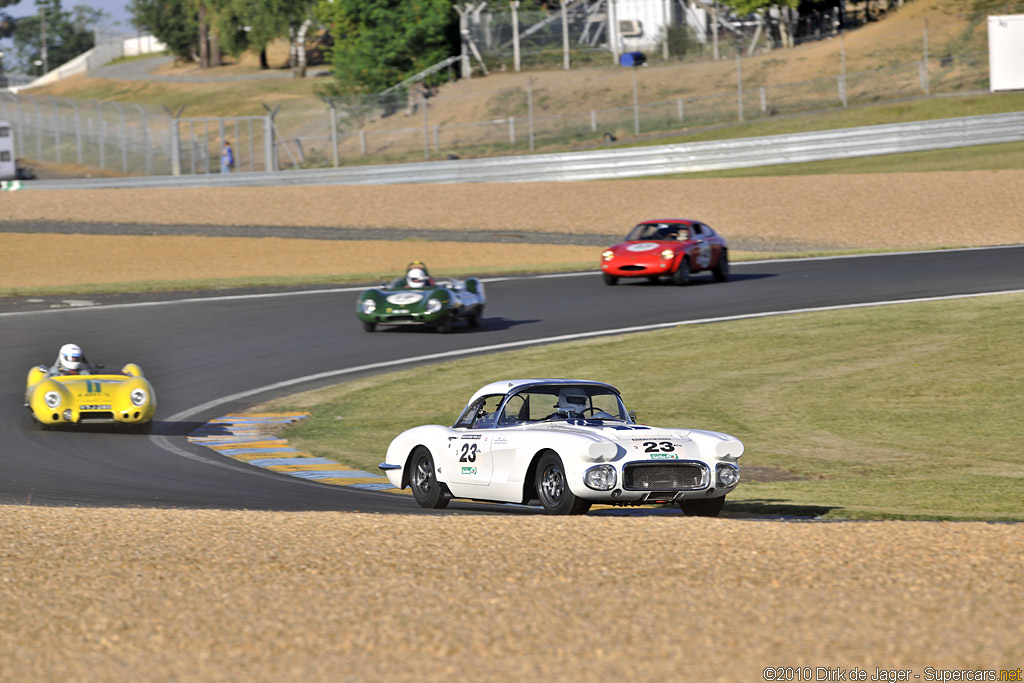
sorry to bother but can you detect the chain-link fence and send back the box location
[0,13,995,177]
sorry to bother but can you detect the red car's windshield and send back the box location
[626,223,691,241]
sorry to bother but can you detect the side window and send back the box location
[0,151,9,162]
[0,127,9,137]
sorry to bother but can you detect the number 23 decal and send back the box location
[459,443,479,462]
[643,441,674,453]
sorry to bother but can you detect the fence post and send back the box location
[590,110,597,132]
[560,0,570,70]
[631,66,640,136]
[433,124,440,152]
[94,101,106,169]
[135,104,149,175]
[508,115,515,145]
[840,32,847,107]
[112,102,127,173]
[70,100,83,165]
[760,86,766,113]
[736,53,744,122]
[49,97,61,163]
[922,18,930,95]
[359,129,367,157]
[325,98,339,167]
[511,1,521,72]
[421,90,430,160]
[164,105,184,176]
[677,98,684,121]
[32,97,42,160]
[262,104,279,172]
[527,76,535,151]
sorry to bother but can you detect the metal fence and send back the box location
[0,16,995,178]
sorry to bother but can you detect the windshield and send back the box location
[496,385,629,425]
[626,223,690,242]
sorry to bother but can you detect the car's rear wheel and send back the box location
[712,250,730,282]
[409,446,449,509]
[602,273,618,286]
[536,451,591,515]
[362,321,376,332]
[671,257,691,286]
[679,496,725,517]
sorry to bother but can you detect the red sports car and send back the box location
[600,219,730,286]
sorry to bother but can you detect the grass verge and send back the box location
[259,292,1024,521]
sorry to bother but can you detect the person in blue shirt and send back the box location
[220,141,234,173]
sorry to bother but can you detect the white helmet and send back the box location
[407,267,429,289]
[59,343,84,372]
[556,388,589,416]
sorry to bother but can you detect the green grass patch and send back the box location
[260,292,1024,521]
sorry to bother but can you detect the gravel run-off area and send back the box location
[1,507,1021,681]
[3,171,1024,289]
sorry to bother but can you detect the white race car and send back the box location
[380,379,743,515]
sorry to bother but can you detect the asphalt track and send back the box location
[3,245,1022,511]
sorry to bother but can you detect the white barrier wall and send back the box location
[988,14,1024,91]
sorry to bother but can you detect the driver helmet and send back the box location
[407,267,429,289]
[59,343,84,373]
[556,388,589,416]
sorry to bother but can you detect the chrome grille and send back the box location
[623,462,708,491]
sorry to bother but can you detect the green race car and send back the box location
[356,264,486,333]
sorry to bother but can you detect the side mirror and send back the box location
[628,410,637,424]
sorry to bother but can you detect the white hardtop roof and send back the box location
[467,378,618,406]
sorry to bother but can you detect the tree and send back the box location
[129,0,198,63]
[10,0,105,74]
[320,0,458,93]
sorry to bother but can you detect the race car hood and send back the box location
[50,374,135,401]
[525,422,743,463]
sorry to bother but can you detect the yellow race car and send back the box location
[25,362,157,430]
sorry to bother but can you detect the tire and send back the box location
[671,257,691,286]
[602,273,618,286]
[362,321,376,332]
[435,315,452,334]
[409,446,449,509]
[467,307,482,328]
[712,250,730,282]
[679,496,725,517]
[535,451,591,515]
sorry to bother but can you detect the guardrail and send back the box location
[15,111,1024,190]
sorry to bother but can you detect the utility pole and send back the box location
[40,3,48,74]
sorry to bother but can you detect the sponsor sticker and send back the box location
[462,434,482,440]
[494,437,509,445]
[626,242,658,252]
[461,466,478,475]
[386,292,424,305]
[650,453,679,460]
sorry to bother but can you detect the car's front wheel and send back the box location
[712,250,730,282]
[679,496,725,517]
[362,321,376,332]
[602,273,618,286]
[409,446,449,509]
[535,451,591,515]
[671,257,691,286]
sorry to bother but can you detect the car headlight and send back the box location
[660,248,675,259]
[584,464,617,491]
[601,249,614,262]
[361,299,376,314]
[716,464,740,487]
[425,298,443,313]
[44,390,61,408]
[130,388,148,406]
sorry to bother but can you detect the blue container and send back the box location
[619,51,646,67]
